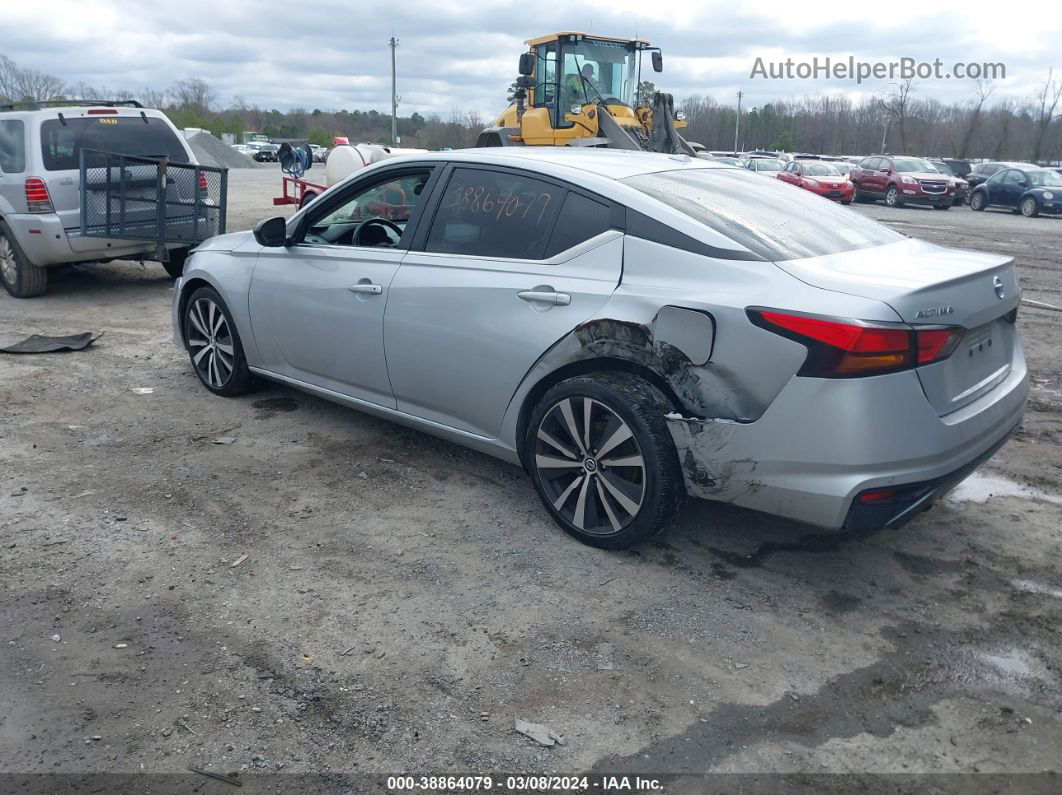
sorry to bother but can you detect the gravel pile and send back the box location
[187,131,265,170]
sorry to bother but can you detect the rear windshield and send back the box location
[623,168,904,261]
[39,116,189,171]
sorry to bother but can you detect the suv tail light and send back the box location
[197,170,209,198]
[748,309,964,378]
[24,178,54,213]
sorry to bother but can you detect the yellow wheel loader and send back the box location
[478,32,701,155]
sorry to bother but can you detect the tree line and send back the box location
[2,54,1059,161]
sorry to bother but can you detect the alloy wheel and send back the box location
[186,297,235,389]
[0,235,17,286]
[1021,198,1037,217]
[534,396,646,535]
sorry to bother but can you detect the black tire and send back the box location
[0,221,48,298]
[1020,197,1040,218]
[162,248,190,279]
[885,185,903,208]
[182,286,252,397]
[970,191,987,211]
[525,373,686,550]
[298,191,319,209]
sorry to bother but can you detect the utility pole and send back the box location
[880,119,889,153]
[389,36,399,146]
[734,90,743,152]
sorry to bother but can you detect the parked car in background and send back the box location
[253,144,280,162]
[696,153,743,166]
[941,158,972,178]
[849,155,957,209]
[969,166,1062,217]
[777,160,854,203]
[173,148,1026,549]
[965,161,1037,192]
[926,159,969,205]
[231,143,254,157]
[0,100,204,297]
[746,157,785,175]
[309,144,327,163]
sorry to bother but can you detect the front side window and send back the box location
[0,120,26,173]
[624,168,904,261]
[39,116,189,171]
[425,168,563,260]
[1001,170,1024,185]
[301,170,432,248]
[558,38,638,109]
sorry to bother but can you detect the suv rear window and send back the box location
[39,116,189,171]
[624,168,903,261]
[0,120,26,172]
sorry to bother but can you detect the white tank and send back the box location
[324,144,429,187]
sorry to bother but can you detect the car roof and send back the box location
[382,147,730,181]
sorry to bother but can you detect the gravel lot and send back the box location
[1,165,1060,789]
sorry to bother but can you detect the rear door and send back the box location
[384,164,623,437]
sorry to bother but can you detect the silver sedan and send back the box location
[173,148,1027,548]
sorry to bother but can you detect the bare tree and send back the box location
[0,55,65,101]
[878,79,913,153]
[956,79,994,158]
[1032,68,1062,163]
[171,78,215,114]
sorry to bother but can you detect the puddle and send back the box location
[1010,578,1062,600]
[974,648,1034,678]
[945,472,1062,506]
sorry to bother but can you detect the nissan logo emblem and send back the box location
[992,275,1005,300]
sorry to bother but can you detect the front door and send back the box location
[248,167,436,407]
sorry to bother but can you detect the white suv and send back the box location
[0,101,201,297]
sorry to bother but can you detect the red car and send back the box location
[847,155,956,209]
[776,160,854,204]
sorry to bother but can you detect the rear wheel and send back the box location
[884,185,903,207]
[183,286,252,397]
[0,222,48,298]
[1021,197,1040,218]
[526,373,685,550]
[970,191,987,211]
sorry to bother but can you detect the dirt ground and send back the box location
[1,166,1060,790]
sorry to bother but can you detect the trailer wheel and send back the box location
[162,248,189,279]
[298,191,319,209]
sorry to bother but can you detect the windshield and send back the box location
[802,162,841,176]
[559,38,638,106]
[752,159,783,171]
[39,116,189,171]
[892,158,935,173]
[623,168,903,260]
[1028,169,1062,187]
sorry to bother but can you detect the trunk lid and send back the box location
[775,237,1020,416]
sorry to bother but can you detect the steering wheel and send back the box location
[354,217,403,247]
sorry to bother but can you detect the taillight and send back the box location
[197,171,209,197]
[24,178,54,213]
[748,309,964,378]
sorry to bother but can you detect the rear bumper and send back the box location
[667,343,1028,530]
[3,212,181,267]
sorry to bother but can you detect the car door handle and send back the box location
[347,283,383,295]
[518,290,571,306]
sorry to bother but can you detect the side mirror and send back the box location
[1018,180,1029,188]
[651,51,663,72]
[518,52,534,76]
[253,216,288,247]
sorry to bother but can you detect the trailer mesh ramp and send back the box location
[79,149,227,260]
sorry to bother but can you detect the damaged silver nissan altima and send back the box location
[172,148,1027,549]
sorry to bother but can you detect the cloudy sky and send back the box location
[4,0,1060,116]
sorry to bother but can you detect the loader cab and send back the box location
[525,33,653,131]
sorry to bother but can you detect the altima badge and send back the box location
[993,275,1005,300]
[914,306,954,319]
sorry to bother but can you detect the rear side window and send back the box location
[0,120,26,172]
[544,192,612,257]
[425,168,562,259]
[624,168,904,261]
[39,116,189,171]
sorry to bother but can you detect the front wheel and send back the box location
[183,286,252,396]
[885,185,903,207]
[970,191,987,211]
[1021,197,1040,218]
[526,373,686,550]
